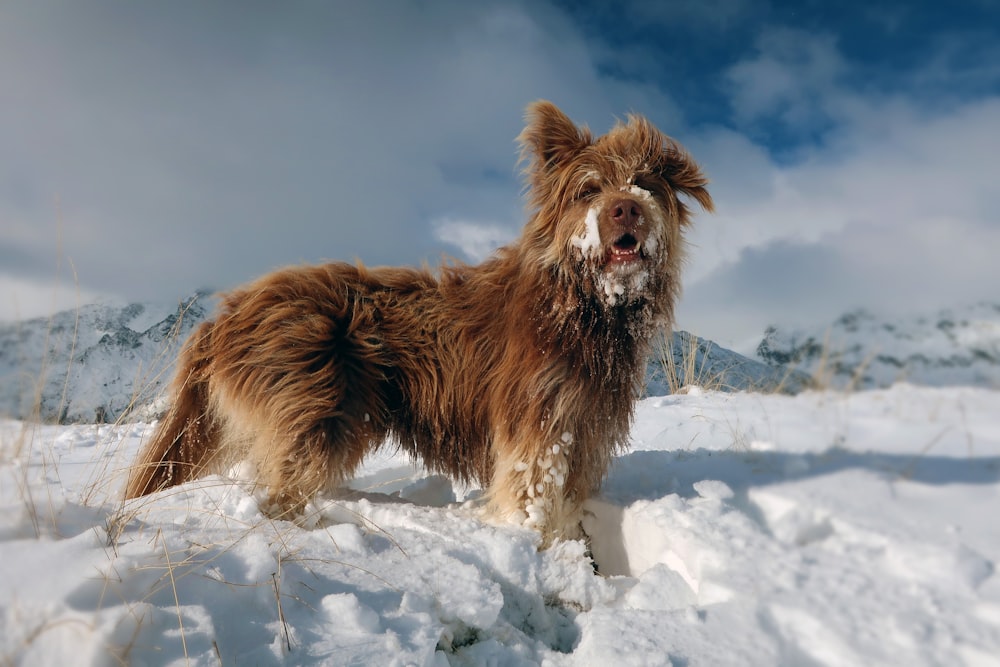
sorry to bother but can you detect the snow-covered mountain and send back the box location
[0,296,803,423]
[5,297,999,424]
[0,293,211,423]
[756,302,1000,390]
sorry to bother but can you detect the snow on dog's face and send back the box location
[518,102,713,308]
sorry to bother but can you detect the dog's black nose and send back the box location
[610,198,641,226]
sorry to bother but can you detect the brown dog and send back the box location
[124,101,712,544]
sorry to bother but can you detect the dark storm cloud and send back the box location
[0,0,680,315]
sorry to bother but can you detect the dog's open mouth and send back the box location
[608,233,643,264]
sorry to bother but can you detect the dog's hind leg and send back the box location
[251,415,379,518]
[124,322,220,499]
[223,315,393,516]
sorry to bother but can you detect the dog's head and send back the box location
[517,101,713,308]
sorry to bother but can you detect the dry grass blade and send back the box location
[157,528,191,666]
[272,563,294,653]
[653,329,727,394]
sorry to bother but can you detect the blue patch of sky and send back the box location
[556,0,1000,158]
[437,161,514,187]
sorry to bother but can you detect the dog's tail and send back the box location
[124,322,220,500]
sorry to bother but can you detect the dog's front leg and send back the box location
[487,430,583,545]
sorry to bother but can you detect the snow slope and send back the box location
[2,385,999,665]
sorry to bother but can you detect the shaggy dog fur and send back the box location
[124,101,713,544]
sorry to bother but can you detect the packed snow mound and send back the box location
[2,385,999,665]
[0,293,210,423]
[757,302,1000,390]
[0,295,805,423]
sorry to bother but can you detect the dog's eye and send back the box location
[577,185,601,201]
[634,177,664,197]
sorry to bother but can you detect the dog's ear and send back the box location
[660,140,714,216]
[518,101,592,177]
[625,113,714,217]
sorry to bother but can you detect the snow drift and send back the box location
[2,385,999,665]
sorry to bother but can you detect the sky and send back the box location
[2,0,999,350]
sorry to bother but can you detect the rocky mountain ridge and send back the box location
[755,302,1000,390]
[0,294,210,423]
[10,298,997,424]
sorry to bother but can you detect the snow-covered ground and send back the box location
[2,385,999,666]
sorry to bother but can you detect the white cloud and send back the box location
[724,27,847,129]
[677,95,1000,347]
[432,219,517,264]
[661,20,1000,347]
[0,273,111,323]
